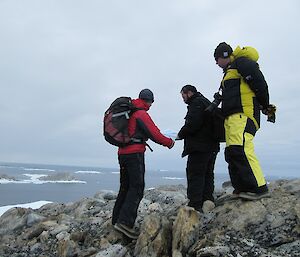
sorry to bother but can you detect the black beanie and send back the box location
[139,89,154,102]
[214,42,233,60]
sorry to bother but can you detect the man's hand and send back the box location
[175,135,181,140]
[262,104,276,123]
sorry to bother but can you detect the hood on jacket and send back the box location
[132,98,150,111]
[230,46,259,62]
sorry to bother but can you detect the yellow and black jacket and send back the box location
[221,46,269,129]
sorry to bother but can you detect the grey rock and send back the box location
[39,230,50,243]
[77,247,98,257]
[39,172,75,181]
[103,192,117,201]
[30,242,43,253]
[0,207,30,235]
[56,231,70,241]
[295,201,300,221]
[26,225,46,240]
[50,224,69,236]
[144,185,187,206]
[202,200,215,214]
[281,180,300,196]
[148,202,163,212]
[275,239,300,256]
[96,244,128,257]
[27,212,46,227]
[0,179,299,257]
[134,213,172,257]
[172,206,201,256]
[196,245,230,257]
[38,202,66,216]
[57,239,78,257]
[95,190,118,201]
[0,174,16,180]
[71,198,106,218]
[137,198,152,213]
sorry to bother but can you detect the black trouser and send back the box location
[112,153,145,228]
[186,151,217,208]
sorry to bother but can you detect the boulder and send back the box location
[134,213,172,257]
[172,207,201,256]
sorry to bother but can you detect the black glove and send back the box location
[213,92,223,101]
[262,104,276,123]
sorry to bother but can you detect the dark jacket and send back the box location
[178,92,220,157]
[221,47,269,129]
[118,98,173,155]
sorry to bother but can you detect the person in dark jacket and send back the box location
[112,89,174,239]
[177,85,220,212]
[213,42,273,200]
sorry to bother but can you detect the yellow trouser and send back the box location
[224,113,266,192]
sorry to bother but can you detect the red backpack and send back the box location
[103,97,138,147]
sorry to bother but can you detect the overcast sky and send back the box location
[0,0,299,177]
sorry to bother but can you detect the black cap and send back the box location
[139,89,154,103]
[214,42,233,60]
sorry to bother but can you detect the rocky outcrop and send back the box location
[0,174,16,181]
[39,172,76,181]
[0,180,299,257]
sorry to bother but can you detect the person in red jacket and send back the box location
[112,89,174,239]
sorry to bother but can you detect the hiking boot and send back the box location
[238,191,270,200]
[114,223,139,240]
[202,200,215,213]
[216,192,240,205]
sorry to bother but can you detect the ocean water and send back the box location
[0,161,288,207]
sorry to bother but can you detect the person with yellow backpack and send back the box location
[213,42,276,200]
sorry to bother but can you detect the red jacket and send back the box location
[118,98,173,155]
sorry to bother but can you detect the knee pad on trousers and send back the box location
[225,145,260,191]
[225,145,247,163]
[225,145,243,155]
